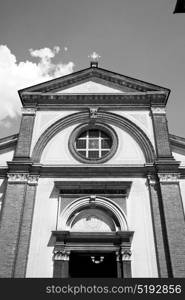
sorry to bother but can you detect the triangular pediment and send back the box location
[19,66,170,96]
[56,80,129,94]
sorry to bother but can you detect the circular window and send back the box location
[69,123,118,163]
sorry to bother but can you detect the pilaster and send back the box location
[147,175,168,277]
[13,175,39,277]
[116,251,122,278]
[158,173,185,277]
[53,248,70,278]
[121,248,132,278]
[14,108,36,160]
[0,173,28,277]
[151,107,172,159]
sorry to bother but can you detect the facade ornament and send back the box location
[121,249,132,261]
[7,173,40,184]
[27,175,40,185]
[7,173,28,183]
[158,173,180,183]
[21,107,36,115]
[88,51,101,67]
[89,195,96,208]
[89,107,99,119]
[115,251,121,262]
[53,250,70,261]
[147,174,157,186]
[151,107,166,115]
[91,256,104,264]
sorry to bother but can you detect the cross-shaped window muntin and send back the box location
[75,129,112,159]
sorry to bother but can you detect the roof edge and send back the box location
[0,133,18,150]
[170,133,185,150]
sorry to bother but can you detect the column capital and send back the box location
[115,251,120,262]
[121,249,132,261]
[27,175,39,185]
[7,173,40,185]
[7,173,28,183]
[151,107,166,115]
[158,173,180,183]
[147,174,157,186]
[21,107,36,115]
[53,250,70,261]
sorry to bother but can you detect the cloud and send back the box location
[0,45,74,124]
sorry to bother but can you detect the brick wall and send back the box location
[0,182,27,277]
[160,182,185,277]
[148,178,168,277]
[13,183,37,277]
[14,113,35,159]
[151,112,172,158]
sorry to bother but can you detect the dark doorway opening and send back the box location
[69,252,117,278]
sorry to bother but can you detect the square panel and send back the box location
[88,151,99,159]
[76,139,86,149]
[89,139,99,149]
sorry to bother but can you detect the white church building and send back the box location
[0,59,185,278]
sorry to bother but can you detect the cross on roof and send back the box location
[88,52,101,67]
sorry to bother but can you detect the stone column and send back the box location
[147,175,168,277]
[158,173,185,277]
[53,249,70,278]
[0,173,28,277]
[116,251,122,278]
[14,108,36,160]
[121,249,132,278]
[13,175,39,277]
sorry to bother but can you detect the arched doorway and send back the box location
[51,195,134,278]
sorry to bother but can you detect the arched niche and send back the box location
[32,111,155,163]
[58,195,128,232]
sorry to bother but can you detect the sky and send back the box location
[0,0,185,138]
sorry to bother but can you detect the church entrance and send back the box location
[69,252,117,278]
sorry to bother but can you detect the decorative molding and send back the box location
[21,107,36,115]
[147,174,157,186]
[21,93,168,108]
[89,107,99,119]
[151,107,166,115]
[91,256,104,264]
[158,173,180,183]
[7,173,39,184]
[116,251,120,261]
[20,67,168,94]
[27,175,39,185]
[32,111,155,163]
[7,173,28,183]
[121,249,132,261]
[59,195,129,232]
[53,250,70,261]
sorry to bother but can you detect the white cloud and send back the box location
[0,45,74,123]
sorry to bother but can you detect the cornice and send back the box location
[1,163,185,178]
[31,164,150,177]
[21,92,168,108]
[19,66,170,94]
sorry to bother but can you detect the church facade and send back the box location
[0,61,185,278]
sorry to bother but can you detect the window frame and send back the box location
[69,123,118,164]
